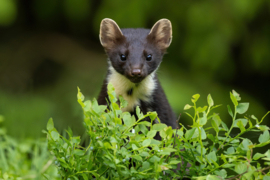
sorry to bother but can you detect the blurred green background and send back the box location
[0,0,270,139]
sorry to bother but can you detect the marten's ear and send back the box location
[147,19,172,50]
[99,18,125,50]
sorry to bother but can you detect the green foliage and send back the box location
[46,84,185,179]
[0,115,59,179]
[45,84,270,179]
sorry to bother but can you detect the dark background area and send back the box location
[0,0,270,139]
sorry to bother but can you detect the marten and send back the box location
[97,18,178,133]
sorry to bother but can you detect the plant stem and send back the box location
[219,106,237,150]
[98,167,109,179]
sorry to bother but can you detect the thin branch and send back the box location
[41,159,53,173]
[123,138,130,147]
[257,166,270,173]
[165,114,181,163]
[225,170,248,180]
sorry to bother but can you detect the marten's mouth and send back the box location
[128,77,144,83]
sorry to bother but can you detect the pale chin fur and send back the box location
[107,61,156,112]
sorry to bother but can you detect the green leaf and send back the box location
[147,130,157,138]
[150,139,161,145]
[132,155,142,161]
[139,124,148,135]
[132,144,138,150]
[206,175,220,180]
[223,164,235,168]
[230,92,238,106]
[152,123,167,131]
[259,130,270,143]
[114,158,120,164]
[165,126,173,140]
[200,128,207,140]
[207,134,215,142]
[114,117,122,125]
[160,129,166,139]
[140,152,150,157]
[142,139,151,147]
[232,90,241,101]
[149,155,160,163]
[251,115,258,121]
[185,128,196,140]
[197,106,207,113]
[97,140,104,147]
[136,106,143,119]
[256,125,269,131]
[211,114,221,132]
[107,83,117,103]
[123,113,135,127]
[253,153,265,160]
[51,131,59,141]
[236,103,249,114]
[185,112,194,119]
[184,104,193,110]
[199,112,207,126]
[255,141,270,148]
[134,134,144,141]
[130,166,137,174]
[83,100,92,112]
[227,105,233,118]
[169,160,182,165]
[211,104,222,110]
[196,145,206,155]
[92,98,100,114]
[104,142,112,149]
[119,95,128,108]
[248,120,253,128]
[41,130,47,134]
[263,176,270,180]
[214,169,227,178]
[148,111,157,121]
[163,147,177,153]
[74,149,84,156]
[236,120,245,132]
[265,150,270,158]
[141,161,150,171]
[192,94,200,103]
[235,163,247,174]
[207,151,217,163]
[47,118,54,131]
[221,121,229,131]
[138,121,151,126]
[233,118,248,127]
[226,147,235,154]
[77,87,85,101]
[240,139,252,151]
[110,137,117,143]
[207,94,214,107]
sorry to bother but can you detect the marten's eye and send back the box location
[146,54,152,61]
[120,54,127,61]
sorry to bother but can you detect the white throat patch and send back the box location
[107,63,156,112]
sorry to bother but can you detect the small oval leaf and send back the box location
[236,103,249,114]
[207,94,214,107]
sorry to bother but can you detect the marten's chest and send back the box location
[107,67,156,112]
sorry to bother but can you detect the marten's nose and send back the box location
[131,69,141,77]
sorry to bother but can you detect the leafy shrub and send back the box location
[0,115,59,180]
[45,84,270,179]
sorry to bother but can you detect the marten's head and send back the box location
[99,18,172,84]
